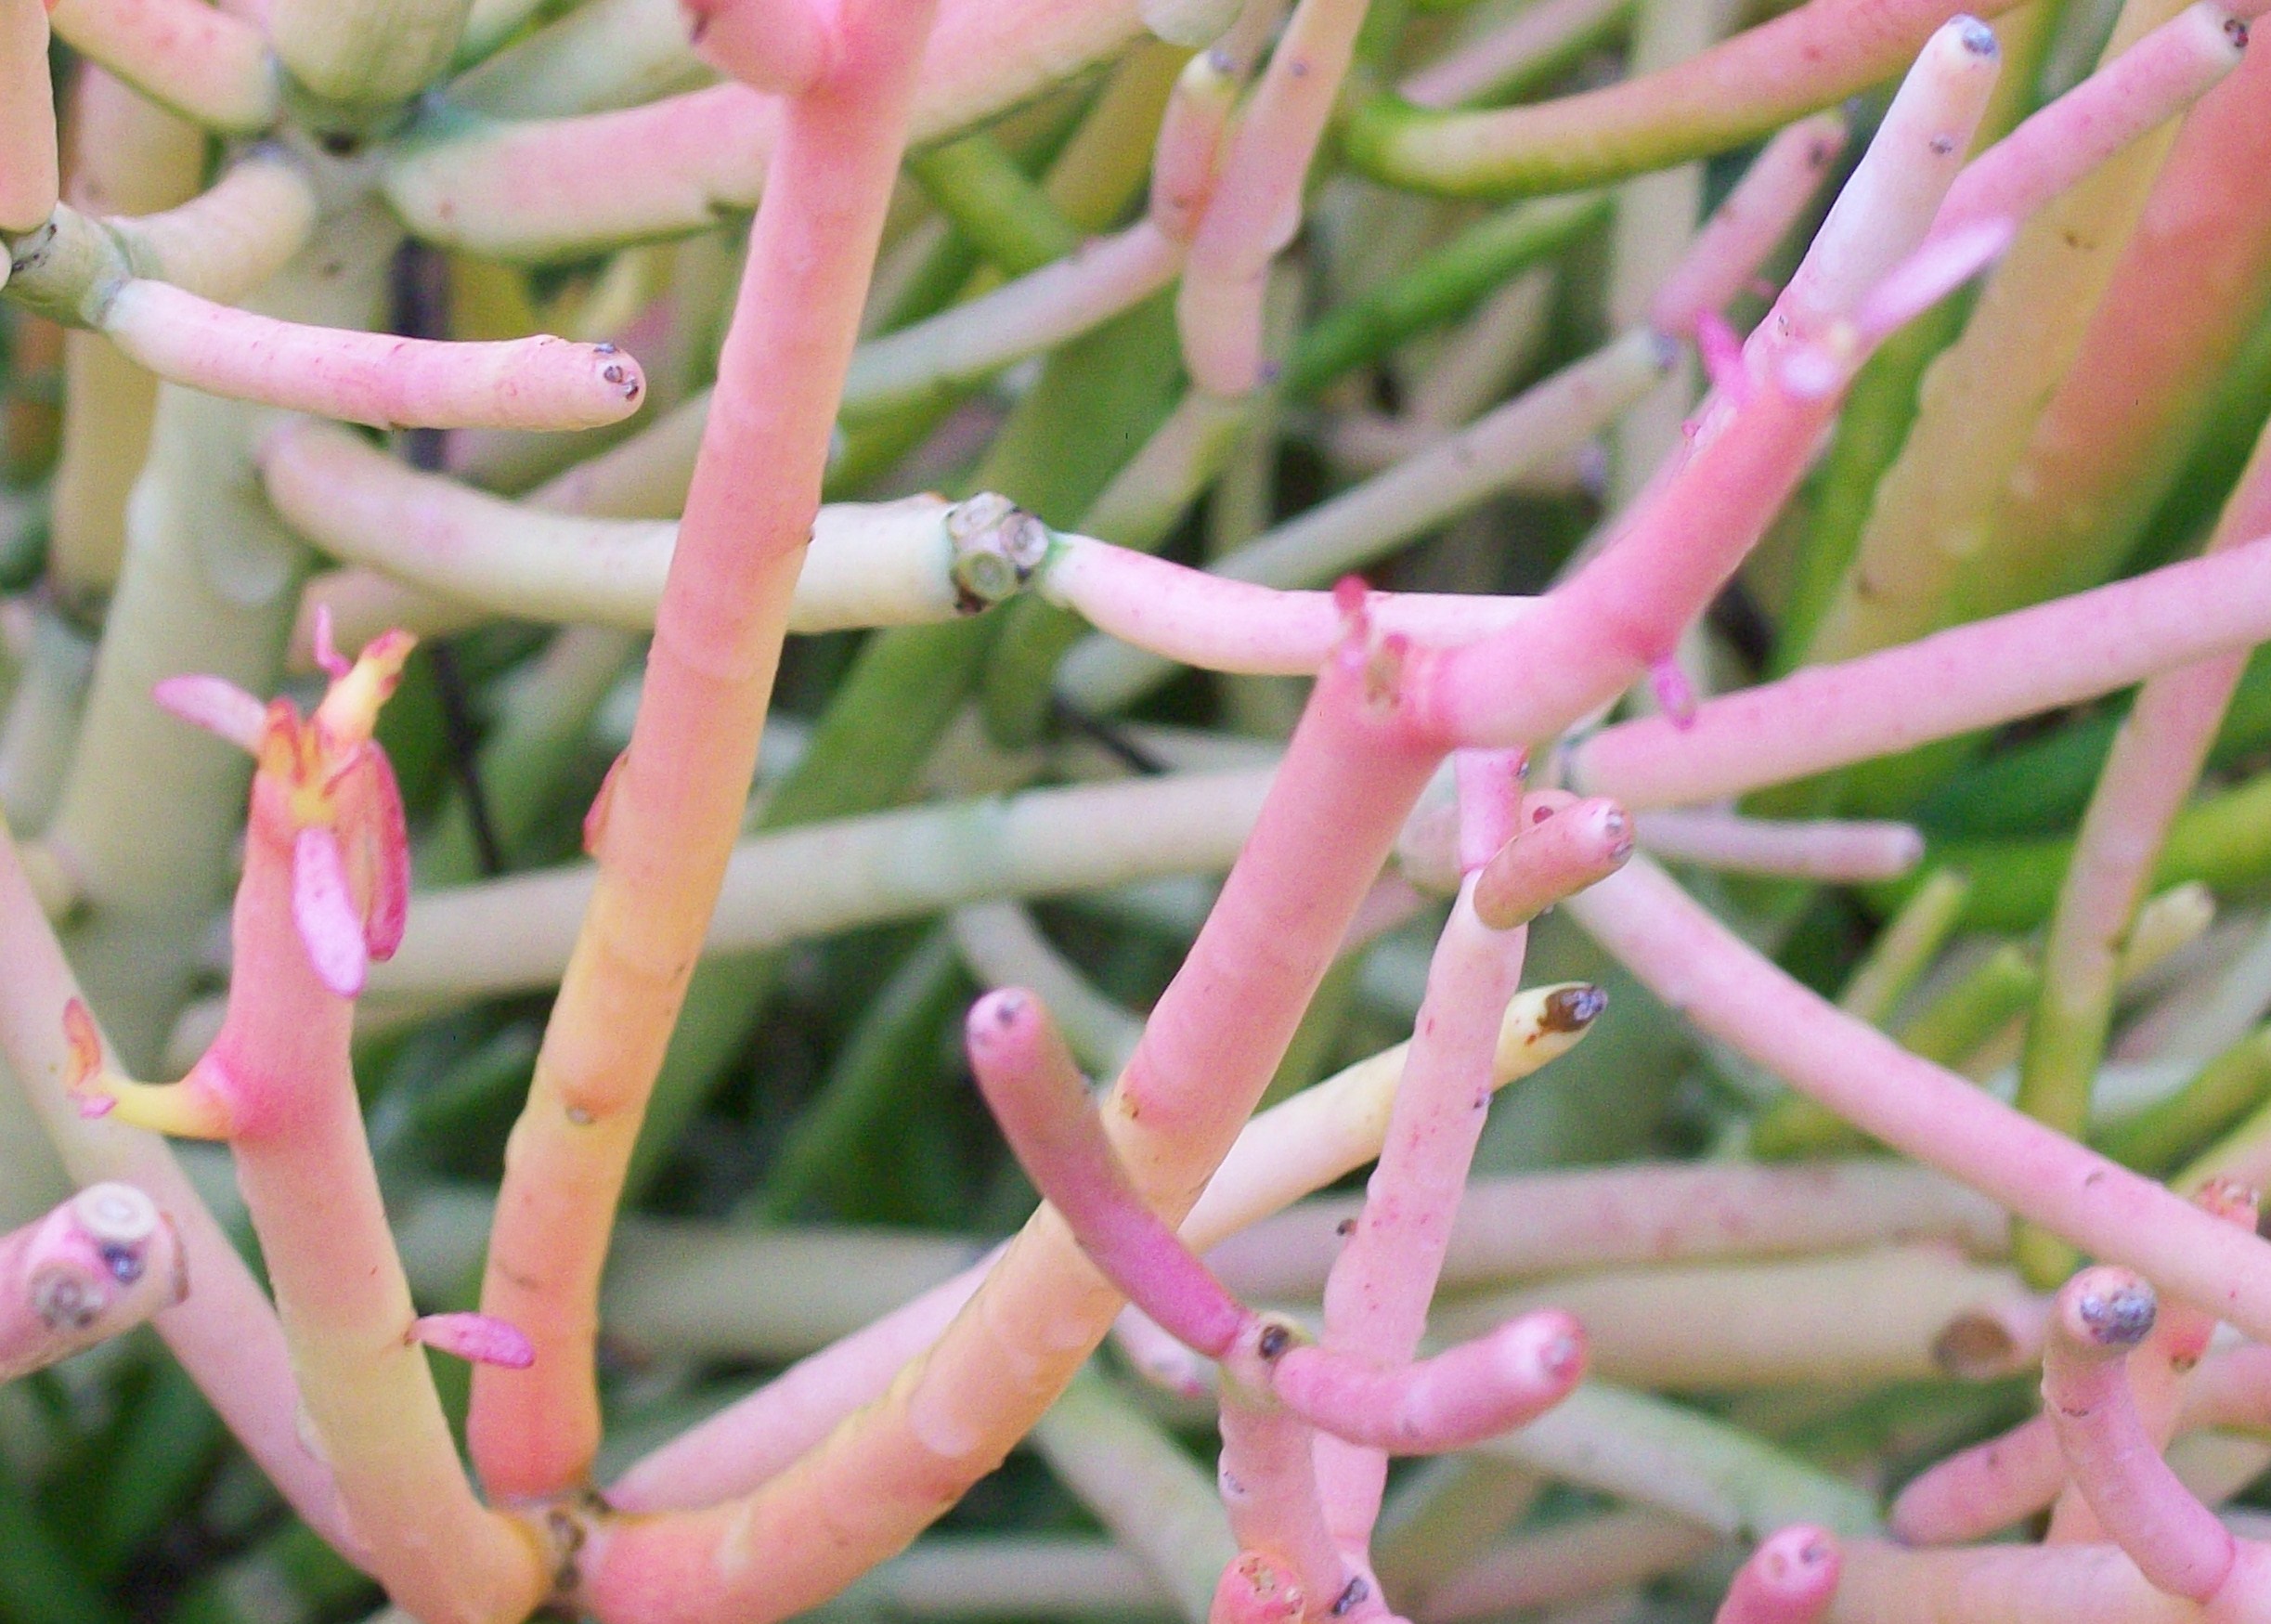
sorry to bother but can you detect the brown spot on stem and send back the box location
[1540,984,1606,1033]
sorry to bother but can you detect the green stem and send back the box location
[1282,190,1608,396]
[2096,1024,2271,1175]
[752,929,969,1221]
[907,134,1082,277]
[1478,1380,1882,1540]
[1895,769,2271,933]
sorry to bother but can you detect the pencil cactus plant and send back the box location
[5,0,2271,1619]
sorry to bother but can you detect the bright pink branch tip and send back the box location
[412,1312,537,1370]
[1714,1526,1841,1624]
[1272,1309,1586,1453]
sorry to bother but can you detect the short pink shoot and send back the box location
[1273,1309,1586,1452]
[412,1312,538,1370]
[1852,216,2018,343]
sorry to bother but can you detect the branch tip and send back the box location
[413,1312,537,1369]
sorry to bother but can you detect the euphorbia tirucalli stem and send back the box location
[1801,0,2252,668]
[45,0,278,133]
[2012,418,2271,1286]
[66,634,549,1624]
[573,607,1445,1624]
[1314,766,1627,1562]
[607,982,1602,1515]
[1177,0,1369,396]
[961,985,1586,1622]
[2039,1269,2237,1603]
[0,0,58,235]
[1564,857,2271,1352]
[0,817,357,1555]
[469,0,942,1506]
[1938,25,2271,621]
[1564,534,2271,809]
[1403,14,1997,749]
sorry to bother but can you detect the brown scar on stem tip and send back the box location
[1540,984,1607,1033]
[1257,1322,1291,1360]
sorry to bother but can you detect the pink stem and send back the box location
[1775,17,1998,341]
[468,0,941,1507]
[1928,1,2252,242]
[1567,534,2271,808]
[1629,811,1922,883]
[1472,795,1633,929]
[681,0,832,93]
[965,988,1247,1359]
[1650,112,1848,339]
[1314,870,1533,1553]
[2109,1179,2258,1448]
[1150,48,1240,245]
[1045,541,1535,675]
[2041,1267,2236,1603]
[1830,1538,2271,1622]
[1888,1413,2067,1544]
[98,279,648,430]
[1563,857,2271,1355]
[1411,16,1995,749]
[0,1183,185,1382]
[0,0,57,234]
[1272,1315,1583,1455]
[45,0,277,133]
[1216,1349,1357,1621]
[1714,1527,1842,1624]
[966,985,1584,1470]
[574,606,1444,1624]
[0,822,358,1555]
[379,0,1146,257]
[1414,5,2242,755]
[1178,0,1368,394]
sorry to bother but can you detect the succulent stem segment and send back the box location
[963,985,1586,1623]
[62,632,548,1624]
